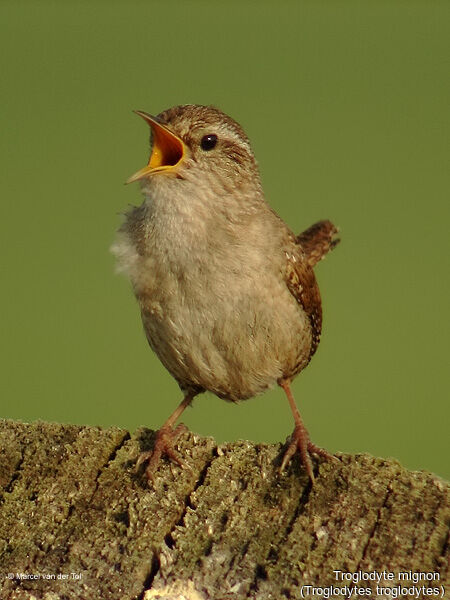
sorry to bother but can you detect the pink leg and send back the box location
[279,379,335,482]
[136,392,195,481]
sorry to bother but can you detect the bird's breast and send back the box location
[112,199,312,399]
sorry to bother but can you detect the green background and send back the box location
[1,1,449,479]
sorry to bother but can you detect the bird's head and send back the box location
[127,105,261,196]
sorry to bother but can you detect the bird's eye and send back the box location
[200,134,218,151]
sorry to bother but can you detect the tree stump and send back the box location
[0,419,448,600]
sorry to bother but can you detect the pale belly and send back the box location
[139,272,312,401]
[112,207,313,401]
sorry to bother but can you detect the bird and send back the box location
[111,104,339,482]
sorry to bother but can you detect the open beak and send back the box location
[126,111,186,184]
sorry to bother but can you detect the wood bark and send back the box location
[0,419,448,600]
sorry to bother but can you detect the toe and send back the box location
[136,425,189,482]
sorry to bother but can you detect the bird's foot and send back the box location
[280,425,336,482]
[136,423,190,482]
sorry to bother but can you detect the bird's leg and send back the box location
[136,392,195,481]
[279,379,334,482]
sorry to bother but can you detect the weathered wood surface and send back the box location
[0,419,448,600]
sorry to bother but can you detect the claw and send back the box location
[136,393,196,482]
[136,423,190,482]
[278,378,336,482]
[280,429,336,481]
[280,424,315,480]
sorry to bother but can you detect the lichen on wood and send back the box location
[0,419,448,600]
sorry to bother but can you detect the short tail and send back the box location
[296,220,340,267]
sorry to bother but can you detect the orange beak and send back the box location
[126,111,186,183]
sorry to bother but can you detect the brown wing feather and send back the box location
[285,220,339,368]
[284,242,322,364]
